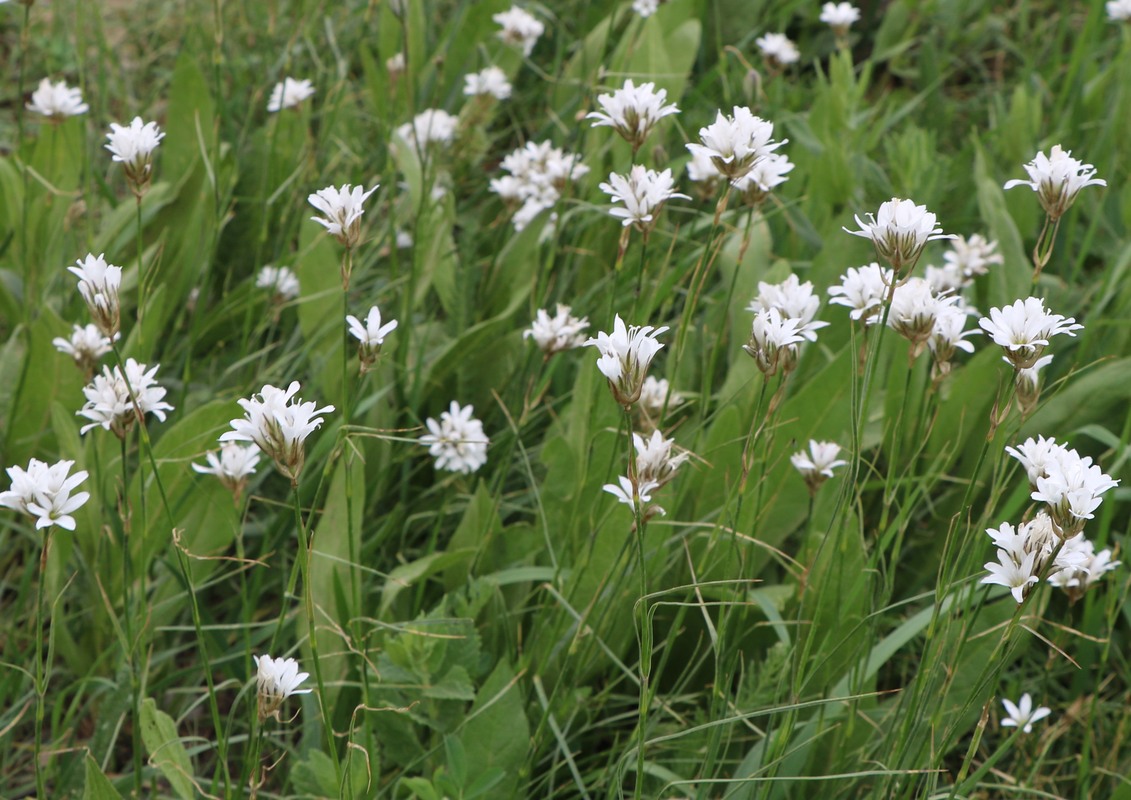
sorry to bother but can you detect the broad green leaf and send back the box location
[459,660,528,797]
[139,698,195,800]
[83,754,126,800]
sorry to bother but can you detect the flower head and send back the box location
[308,183,378,251]
[77,359,174,438]
[1006,438,1118,538]
[396,108,458,149]
[1004,145,1106,220]
[942,234,1003,283]
[927,303,978,376]
[490,140,588,232]
[105,117,165,196]
[1047,534,1121,602]
[1000,694,1051,733]
[524,304,590,356]
[603,474,663,518]
[68,253,123,338]
[820,2,861,35]
[193,442,260,501]
[419,401,489,474]
[732,152,794,204]
[844,198,954,272]
[869,277,962,360]
[463,67,512,100]
[743,307,806,376]
[254,654,312,722]
[219,382,334,483]
[638,376,681,419]
[584,315,669,407]
[686,107,785,183]
[599,166,689,233]
[346,306,398,372]
[755,32,800,68]
[586,79,680,150]
[1,458,90,531]
[633,0,660,16]
[493,6,544,56]
[634,429,688,489]
[1109,0,1131,20]
[1015,354,1053,418]
[790,440,847,494]
[27,78,88,119]
[978,297,1082,370]
[749,274,828,342]
[827,263,893,321]
[53,323,116,376]
[267,77,315,112]
[256,265,300,302]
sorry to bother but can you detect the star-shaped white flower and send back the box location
[1000,693,1051,733]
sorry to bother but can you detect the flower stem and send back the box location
[624,408,650,800]
[33,529,52,800]
[120,434,143,799]
[292,485,343,787]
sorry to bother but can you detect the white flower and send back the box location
[53,323,115,374]
[686,149,721,191]
[586,79,680,150]
[1,458,90,532]
[308,183,378,249]
[980,513,1069,603]
[396,108,458,148]
[1004,145,1106,220]
[872,277,961,359]
[1109,0,1131,20]
[77,359,174,438]
[68,253,123,338]
[1006,438,1118,538]
[599,166,689,231]
[105,117,165,195]
[1015,354,1053,417]
[1000,694,1051,734]
[743,307,806,376]
[524,304,589,356]
[386,52,406,74]
[493,6,544,56]
[732,152,794,201]
[603,475,663,516]
[253,654,312,722]
[491,141,588,232]
[418,401,489,474]
[755,32,800,67]
[633,0,660,16]
[638,376,681,417]
[943,234,1003,282]
[827,262,893,321]
[193,442,261,499]
[982,548,1040,603]
[844,197,954,271]
[634,429,688,488]
[584,315,669,407]
[790,440,847,493]
[395,229,413,249]
[1047,535,1121,600]
[927,303,978,374]
[463,67,512,100]
[27,78,88,119]
[267,77,315,112]
[256,265,300,301]
[748,274,828,342]
[346,306,398,371]
[220,382,334,483]
[685,106,785,182]
[977,297,1082,370]
[820,2,861,32]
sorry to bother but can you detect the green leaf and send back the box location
[139,698,195,800]
[459,660,528,797]
[380,548,477,616]
[83,754,126,800]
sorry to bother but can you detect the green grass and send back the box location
[2,0,1130,798]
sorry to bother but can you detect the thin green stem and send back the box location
[33,530,52,800]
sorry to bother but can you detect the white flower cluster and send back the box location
[1,458,91,531]
[308,183,378,250]
[978,296,1082,370]
[790,440,847,494]
[27,78,88,119]
[1110,0,1131,20]
[820,2,861,35]
[524,304,590,356]
[418,402,489,474]
[253,654,311,722]
[490,141,589,231]
[827,262,892,322]
[220,381,334,483]
[584,314,669,408]
[638,376,681,420]
[463,67,512,100]
[599,166,688,232]
[193,442,261,500]
[844,197,954,272]
[396,108,459,149]
[53,323,116,376]
[105,117,165,195]
[69,253,123,339]
[604,430,688,519]
[346,305,398,372]
[927,234,1003,293]
[755,32,800,68]
[267,77,315,112]
[1004,144,1106,220]
[732,152,794,204]
[744,275,828,375]
[587,79,680,150]
[77,359,174,438]
[869,276,973,364]
[256,265,300,302]
[493,6,544,56]
[1006,436,1119,538]
[686,106,786,183]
